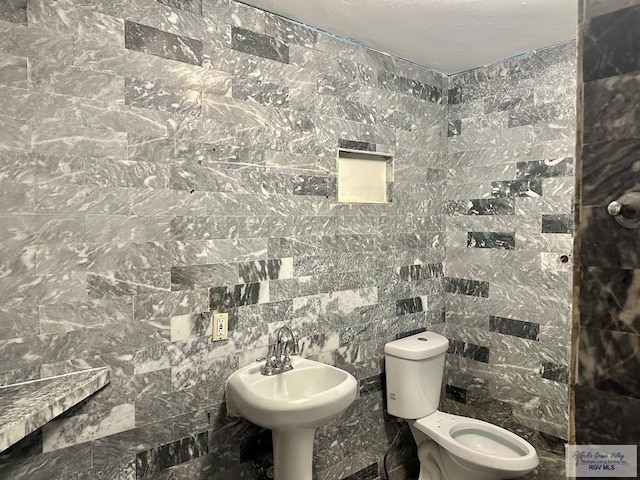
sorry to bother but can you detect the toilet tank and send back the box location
[384,331,449,419]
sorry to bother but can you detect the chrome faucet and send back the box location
[258,326,300,376]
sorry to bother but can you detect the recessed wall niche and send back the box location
[337,149,394,204]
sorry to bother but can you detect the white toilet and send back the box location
[384,332,539,480]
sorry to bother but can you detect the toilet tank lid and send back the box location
[384,331,449,360]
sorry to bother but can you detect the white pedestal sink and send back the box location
[226,357,358,480]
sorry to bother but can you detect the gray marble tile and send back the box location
[27,1,124,46]
[159,0,203,16]
[134,288,209,321]
[0,151,85,186]
[32,123,127,159]
[35,185,129,215]
[126,77,202,117]
[0,214,85,245]
[264,15,317,48]
[29,61,125,103]
[232,76,289,107]
[87,268,170,299]
[0,54,27,88]
[161,62,231,96]
[0,113,30,151]
[0,20,74,65]
[0,367,110,453]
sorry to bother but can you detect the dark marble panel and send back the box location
[582,137,640,205]
[125,21,203,66]
[489,315,540,340]
[293,175,336,197]
[158,0,203,16]
[0,443,92,479]
[0,429,42,468]
[397,263,443,281]
[395,327,428,340]
[491,179,542,198]
[343,462,378,480]
[136,432,208,478]
[231,27,289,64]
[93,421,175,469]
[583,4,640,82]
[126,78,202,117]
[238,428,272,463]
[447,120,461,137]
[209,282,265,311]
[583,72,640,145]
[170,264,237,290]
[395,297,424,316]
[579,205,640,269]
[359,373,383,396]
[516,158,573,179]
[445,384,467,404]
[467,232,515,250]
[338,139,376,152]
[447,339,489,363]
[444,277,489,297]
[579,266,640,334]
[542,214,573,234]
[448,87,462,105]
[238,258,286,283]
[232,77,289,107]
[579,327,640,399]
[0,0,26,25]
[575,384,640,444]
[540,362,569,384]
[445,198,515,215]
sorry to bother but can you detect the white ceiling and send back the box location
[240,0,578,74]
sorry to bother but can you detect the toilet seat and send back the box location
[412,411,538,475]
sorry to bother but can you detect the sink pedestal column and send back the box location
[272,429,316,480]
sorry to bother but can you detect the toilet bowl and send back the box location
[410,410,538,480]
[384,332,538,480]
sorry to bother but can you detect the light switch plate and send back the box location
[212,313,228,341]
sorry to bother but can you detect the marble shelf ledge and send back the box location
[0,367,110,453]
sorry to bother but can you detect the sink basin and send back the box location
[226,357,357,480]
[226,357,357,430]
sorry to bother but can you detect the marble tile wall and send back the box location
[442,42,577,478]
[0,0,448,478]
[574,0,640,447]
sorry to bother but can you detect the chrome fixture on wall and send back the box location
[607,192,640,229]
